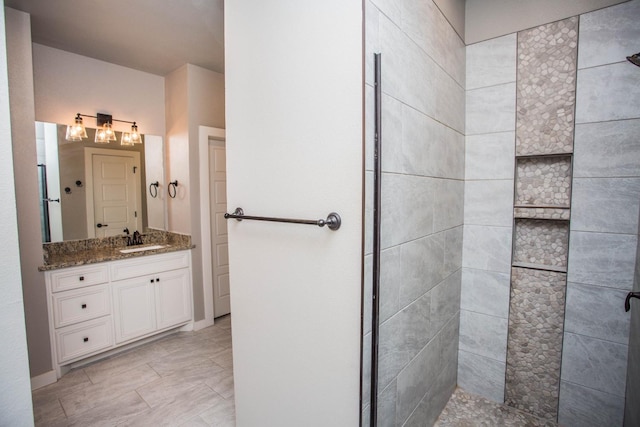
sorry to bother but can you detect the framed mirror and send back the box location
[36,121,166,243]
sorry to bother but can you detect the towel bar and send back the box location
[224,207,341,231]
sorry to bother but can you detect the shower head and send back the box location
[628,52,640,67]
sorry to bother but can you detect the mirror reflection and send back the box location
[36,122,165,243]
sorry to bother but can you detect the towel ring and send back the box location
[149,181,159,198]
[168,180,179,198]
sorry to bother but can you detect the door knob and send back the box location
[96,223,108,228]
[625,292,640,312]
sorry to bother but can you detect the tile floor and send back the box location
[32,315,235,427]
[436,388,557,427]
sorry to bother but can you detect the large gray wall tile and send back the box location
[379,245,401,323]
[380,173,434,248]
[377,380,397,427]
[431,270,461,333]
[402,0,465,87]
[363,256,373,335]
[571,178,640,234]
[568,231,637,290]
[444,226,463,277]
[378,293,431,390]
[561,332,628,397]
[361,332,371,408]
[459,309,508,361]
[364,172,373,255]
[558,380,625,427]
[396,105,464,179]
[574,119,640,178]
[576,62,640,123]
[460,267,510,318]
[435,66,465,133]
[464,180,514,227]
[462,225,513,273]
[466,34,517,90]
[578,0,640,69]
[564,282,630,345]
[433,179,464,232]
[403,357,457,427]
[380,93,403,174]
[465,132,515,180]
[457,349,506,403]
[466,83,516,135]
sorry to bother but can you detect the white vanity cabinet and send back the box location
[45,250,193,378]
[111,252,192,344]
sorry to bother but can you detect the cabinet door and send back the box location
[155,268,192,330]
[112,277,156,343]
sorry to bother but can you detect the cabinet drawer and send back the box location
[110,251,190,281]
[49,265,109,292]
[52,284,111,328]
[56,317,113,363]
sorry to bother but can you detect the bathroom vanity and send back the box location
[40,231,194,378]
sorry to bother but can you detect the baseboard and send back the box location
[193,317,214,331]
[31,370,57,390]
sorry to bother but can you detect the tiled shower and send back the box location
[363,0,640,426]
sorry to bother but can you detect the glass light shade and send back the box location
[95,122,116,144]
[130,123,142,144]
[94,125,110,144]
[65,114,87,141]
[120,132,134,146]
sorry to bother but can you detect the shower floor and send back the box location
[435,388,557,427]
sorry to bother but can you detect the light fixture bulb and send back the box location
[121,132,134,146]
[94,125,110,144]
[130,122,142,144]
[65,113,87,141]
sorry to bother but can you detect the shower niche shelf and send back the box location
[515,154,572,210]
[512,218,569,272]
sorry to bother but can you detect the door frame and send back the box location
[84,148,141,238]
[198,126,226,327]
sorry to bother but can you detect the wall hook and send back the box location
[168,180,179,198]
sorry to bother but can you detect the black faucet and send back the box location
[123,228,133,246]
[132,230,143,245]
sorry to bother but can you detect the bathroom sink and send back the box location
[119,244,166,254]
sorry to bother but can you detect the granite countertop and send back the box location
[39,230,194,271]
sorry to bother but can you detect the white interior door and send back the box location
[226,1,363,425]
[209,140,230,318]
[89,151,140,237]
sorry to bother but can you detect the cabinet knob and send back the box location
[79,276,85,281]
[83,337,89,342]
[157,277,160,282]
[150,279,155,283]
[81,303,87,309]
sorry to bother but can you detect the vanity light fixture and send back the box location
[65,112,142,145]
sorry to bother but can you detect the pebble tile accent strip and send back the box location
[515,17,578,156]
[506,267,567,420]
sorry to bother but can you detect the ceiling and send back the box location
[4,0,225,76]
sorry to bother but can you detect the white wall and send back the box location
[225,0,363,425]
[5,6,50,379]
[465,0,629,44]
[32,43,165,135]
[0,5,36,425]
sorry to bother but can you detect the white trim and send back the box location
[30,370,57,390]
[192,317,214,331]
[199,126,226,324]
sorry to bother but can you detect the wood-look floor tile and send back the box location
[203,368,235,399]
[60,390,149,427]
[210,348,233,369]
[139,359,225,407]
[214,315,232,330]
[121,383,222,427]
[83,341,170,384]
[150,342,227,375]
[180,415,212,426]
[59,364,159,417]
[197,395,235,426]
